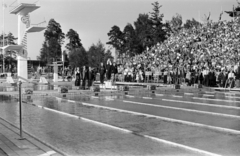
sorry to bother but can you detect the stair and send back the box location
[27,62,31,74]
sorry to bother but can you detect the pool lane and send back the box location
[128,91,240,107]
[121,94,240,116]
[84,98,240,131]
[57,91,240,132]
[0,100,201,156]
[32,96,240,156]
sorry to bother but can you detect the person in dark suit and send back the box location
[75,67,81,87]
[111,62,118,82]
[99,62,106,85]
[176,67,181,84]
[218,69,227,87]
[235,62,240,87]
[208,68,214,87]
[81,66,89,90]
[88,66,94,88]
[199,70,204,85]
[106,59,112,81]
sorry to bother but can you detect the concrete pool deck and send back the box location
[0,118,63,156]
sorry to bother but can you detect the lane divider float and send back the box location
[162,99,240,110]
[123,100,240,119]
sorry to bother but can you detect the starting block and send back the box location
[39,76,48,84]
[119,85,129,95]
[194,84,202,88]
[6,73,14,84]
[22,88,33,94]
[175,84,180,90]
[58,86,68,93]
[91,85,100,96]
[105,81,117,89]
[147,85,156,93]
[119,85,129,91]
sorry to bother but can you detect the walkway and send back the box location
[0,118,62,156]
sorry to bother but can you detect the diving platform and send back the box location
[10,3,40,15]
[1,45,23,51]
[26,26,45,33]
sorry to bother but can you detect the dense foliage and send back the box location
[39,19,65,64]
[0,33,18,72]
[107,2,167,56]
[87,41,113,68]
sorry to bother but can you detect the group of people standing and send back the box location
[74,59,118,89]
[99,59,118,84]
[161,65,239,88]
[74,66,95,90]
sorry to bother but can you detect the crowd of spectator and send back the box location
[72,18,240,89]
[114,18,240,88]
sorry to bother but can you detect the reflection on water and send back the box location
[0,95,12,101]
[29,95,240,156]
[0,99,197,156]
[0,86,17,92]
[1,93,240,155]
[0,84,73,92]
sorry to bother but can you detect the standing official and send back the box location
[106,59,112,81]
[111,62,118,82]
[88,66,94,88]
[99,62,106,85]
[75,67,81,87]
[81,66,89,90]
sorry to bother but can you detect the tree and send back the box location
[169,13,183,32]
[106,25,125,54]
[88,41,113,68]
[69,47,88,68]
[123,23,136,56]
[0,32,18,72]
[149,1,167,45]
[66,29,85,68]
[5,32,18,45]
[65,29,82,51]
[62,50,69,64]
[40,19,65,63]
[149,2,164,26]
[134,13,153,53]
[38,41,48,64]
[183,18,201,29]
[106,1,167,56]
[225,4,240,17]
[103,49,113,64]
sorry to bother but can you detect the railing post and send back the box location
[18,81,25,140]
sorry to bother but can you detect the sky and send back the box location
[0,0,235,60]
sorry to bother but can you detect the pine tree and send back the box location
[88,41,113,68]
[106,25,124,54]
[149,1,166,45]
[66,29,82,51]
[41,19,65,63]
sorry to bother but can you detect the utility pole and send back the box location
[2,0,5,73]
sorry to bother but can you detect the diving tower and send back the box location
[2,2,45,82]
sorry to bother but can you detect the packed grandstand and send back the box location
[115,17,240,88]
